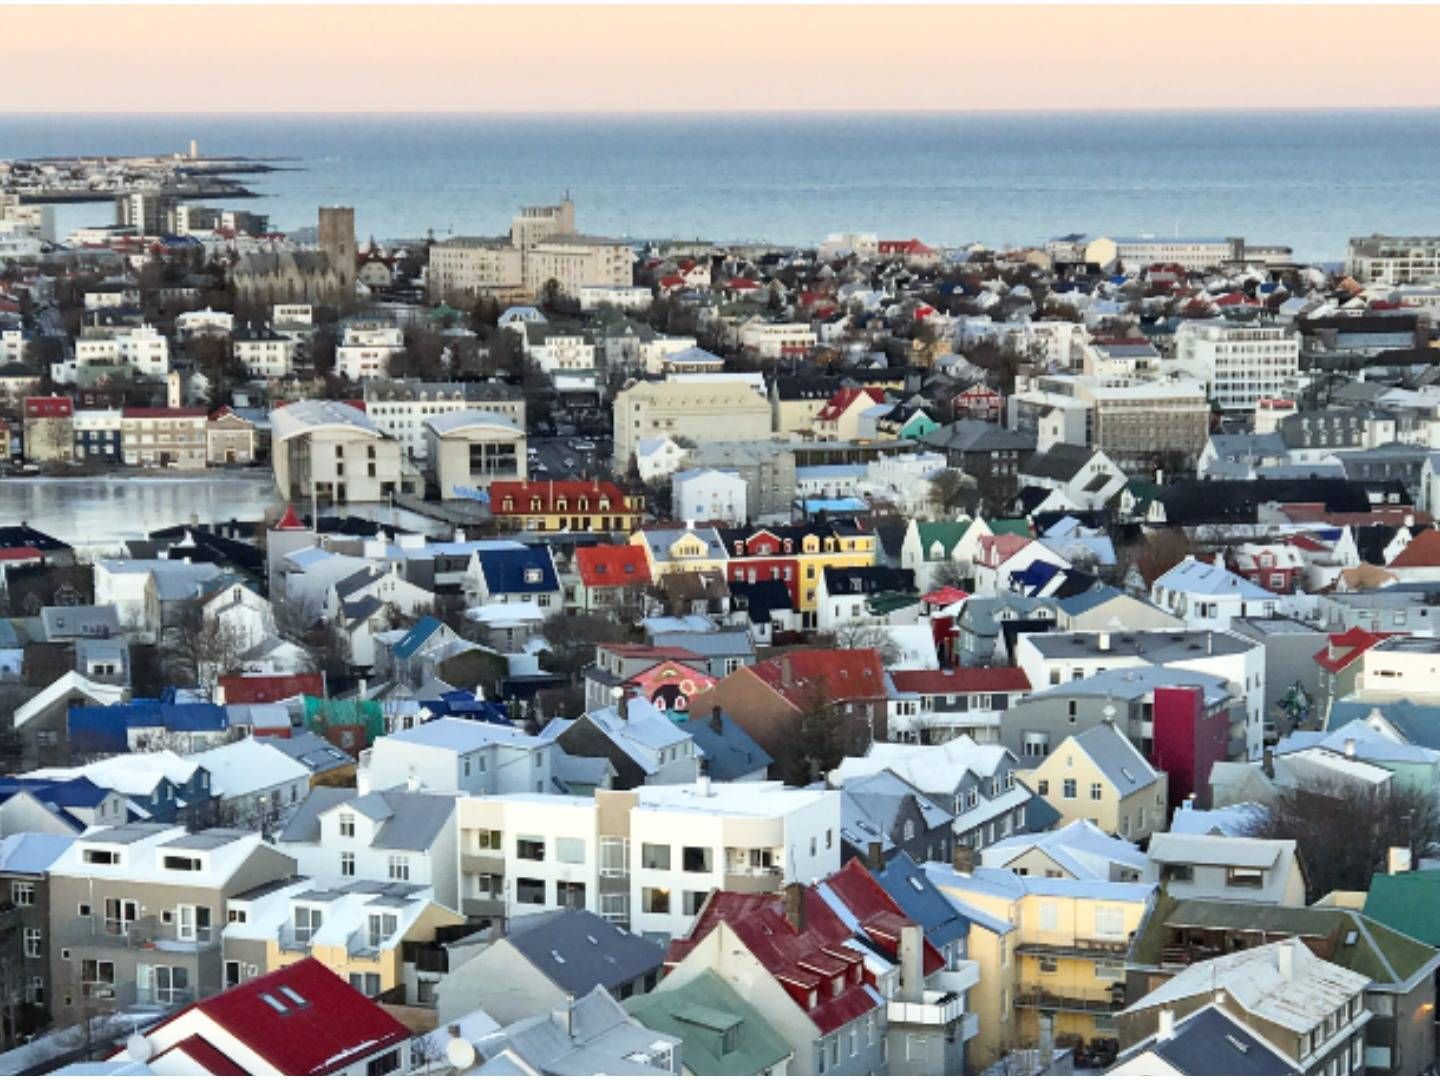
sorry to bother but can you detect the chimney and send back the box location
[617,690,630,721]
[1157,1008,1175,1043]
[1206,630,1214,655]
[551,993,576,1037]
[1098,631,1111,652]
[696,774,712,798]
[710,705,723,734]
[1276,940,1295,979]
[1262,746,1274,779]
[952,844,975,875]
[867,840,884,871]
[783,881,806,932]
[898,922,925,1004]
[1388,846,1413,875]
[1344,737,1357,759]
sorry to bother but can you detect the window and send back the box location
[294,905,323,943]
[147,965,189,1005]
[11,881,35,906]
[339,813,355,838]
[1094,905,1125,938]
[82,959,116,997]
[83,848,118,865]
[368,912,398,947]
[516,878,546,904]
[641,887,671,914]
[341,851,355,877]
[1062,779,1077,799]
[1038,957,1058,974]
[903,820,916,842]
[103,897,137,936]
[177,904,212,943]
[162,855,201,872]
[1226,866,1265,889]
[682,846,713,873]
[388,855,410,881]
[601,892,629,924]
[1038,900,1059,931]
[641,843,671,870]
[516,836,546,861]
[1037,780,1049,796]
[24,928,42,958]
[1095,961,1124,982]
[555,837,586,864]
[600,836,628,877]
[1090,782,1103,801]
[557,881,587,910]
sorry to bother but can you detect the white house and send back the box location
[335,321,405,381]
[1151,555,1282,630]
[636,436,686,482]
[359,718,562,797]
[670,468,747,526]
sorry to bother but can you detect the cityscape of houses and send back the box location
[6,165,1440,1078]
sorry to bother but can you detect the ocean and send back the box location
[4,110,1440,262]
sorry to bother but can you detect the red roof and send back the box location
[666,891,878,1034]
[219,673,325,705]
[879,238,935,255]
[890,667,1031,694]
[978,533,1032,566]
[0,546,44,562]
[274,504,308,531]
[490,479,636,515]
[24,395,72,418]
[576,544,651,588]
[1313,627,1398,674]
[816,386,885,422]
[154,1035,245,1075]
[822,859,944,975]
[727,277,760,290]
[922,586,970,606]
[122,407,209,419]
[143,957,409,1075]
[658,274,685,288]
[1390,529,1440,568]
[749,648,887,707]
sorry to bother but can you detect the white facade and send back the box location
[739,321,817,359]
[336,322,404,381]
[1347,234,1440,285]
[671,468,748,525]
[234,332,296,378]
[1174,321,1299,412]
[359,719,560,797]
[579,284,653,311]
[59,324,170,384]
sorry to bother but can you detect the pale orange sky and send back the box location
[6,5,1440,113]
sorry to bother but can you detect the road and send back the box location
[527,435,616,482]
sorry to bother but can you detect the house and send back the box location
[885,666,1031,745]
[220,876,465,1005]
[255,730,355,787]
[901,518,992,592]
[47,823,298,1026]
[927,862,1155,1063]
[831,737,1058,853]
[107,955,412,1075]
[814,565,918,634]
[980,819,1147,882]
[22,751,211,827]
[1017,444,1127,512]
[1128,894,1439,1076]
[276,787,460,909]
[671,468,748,526]
[187,738,313,834]
[463,543,562,609]
[837,767,954,868]
[573,543,650,614]
[688,647,888,763]
[0,831,74,1036]
[546,697,701,789]
[1151,555,1285,630]
[814,386,887,441]
[359,717,561,797]
[661,885,890,1076]
[624,969,794,1076]
[1116,939,1371,1076]
[671,706,773,782]
[435,907,665,1025]
[919,421,1035,507]
[11,670,127,769]
[1024,723,1168,842]
[635,435,686,482]
[1142,833,1307,906]
[487,479,645,534]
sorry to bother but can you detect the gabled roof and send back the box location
[1067,723,1160,796]
[1155,556,1277,599]
[624,970,792,1076]
[576,544,650,588]
[747,648,886,707]
[1115,1004,1295,1076]
[132,956,410,1075]
[1313,626,1397,674]
[672,708,774,781]
[1389,528,1440,568]
[506,909,665,996]
[871,850,972,949]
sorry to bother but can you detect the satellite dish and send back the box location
[447,1038,478,1071]
[126,1033,153,1062]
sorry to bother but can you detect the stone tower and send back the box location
[318,206,357,295]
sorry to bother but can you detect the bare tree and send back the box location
[774,681,845,787]
[165,599,250,697]
[1125,530,1200,589]
[1241,779,1440,903]
[825,621,902,665]
[928,470,974,516]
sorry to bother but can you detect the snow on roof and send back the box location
[187,738,311,798]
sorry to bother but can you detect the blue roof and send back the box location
[68,699,227,754]
[1011,560,1064,590]
[873,851,972,949]
[0,775,110,810]
[1053,584,1125,616]
[419,689,511,725]
[0,832,77,874]
[474,545,559,594]
[673,708,773,781]
[393,616,444,660]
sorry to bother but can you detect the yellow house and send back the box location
[224,881,466,1003]
[1024,723,1169,843]
[929,862,1156,1056]
[630,523,729,580]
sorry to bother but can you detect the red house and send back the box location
[1151,684,1232,811]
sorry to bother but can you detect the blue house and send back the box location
[0,775,122,833]
[466,544,561,607]
[67,690,230,756]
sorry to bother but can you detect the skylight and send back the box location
[280,986,307,1006]
[908,876,925,893]
[551,950,566,964]
[260,992,289,1014]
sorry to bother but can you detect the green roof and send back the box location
[1364,869,1440,948]
[1133,893,1438,988]
[625,971,791,1076]
[867,591,921,616]
[915,520,971,560]
[985,517,1033,538]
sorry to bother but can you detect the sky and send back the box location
[6,5,1440,114]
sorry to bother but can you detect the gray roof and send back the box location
[276,786,355,844]
[256,730,354,774]
[366,789,456,851]
[1024,628,1257,663]
[1116,1004,1293,1075]
[840,769,952,854]
[1071,724,1159,796]
[920,419,1034,454]
[1021,443,1100,483]
[1025,665,1233,707]
[649,630,754,658]
[506,909,665,995]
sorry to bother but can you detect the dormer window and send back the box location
[163,854,202,872]
[523,567,543,585]
[83,848,118,865]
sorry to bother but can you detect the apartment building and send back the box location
[60,324,170,385]
[47,824,297,1025]
[1347,234,1440,285]
[524,233,634,297]
[613,377,773,472]
[488,479,645,533]
[335,320,404,382]
[454,780,840,941]
[270,399,405,504]
[120,407,208,468]
[363,379,525,463]
[423,409,527,497]
[428,237,525,304]
[1106,236,1245,272]
[738,320,818,359]
[232,326,296,378]
[1174,321,1300,413]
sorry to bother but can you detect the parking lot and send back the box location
[527,435,615,481]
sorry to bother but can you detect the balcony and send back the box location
[460,851,505,876]
[1015,983,1125,1015]
[888,991,964,1028]
[932,962,981,996]
[65,914,219,953]
[462,896,505,921]
[1015,937,1131,961]
[722,865,784,892]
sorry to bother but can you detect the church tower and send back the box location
[318,206,357,296]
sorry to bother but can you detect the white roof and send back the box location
[1147,832,1294,870]
[270,399,382,442]
[425,409,524,437]
[25,750,200,796]
[832,735,1010,793]
[981,819,1145,880]
[50,824,275,888]
[634,779,836,819]
[14,670,125,728]
[378,717,552,753]
[187,738,310,797]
